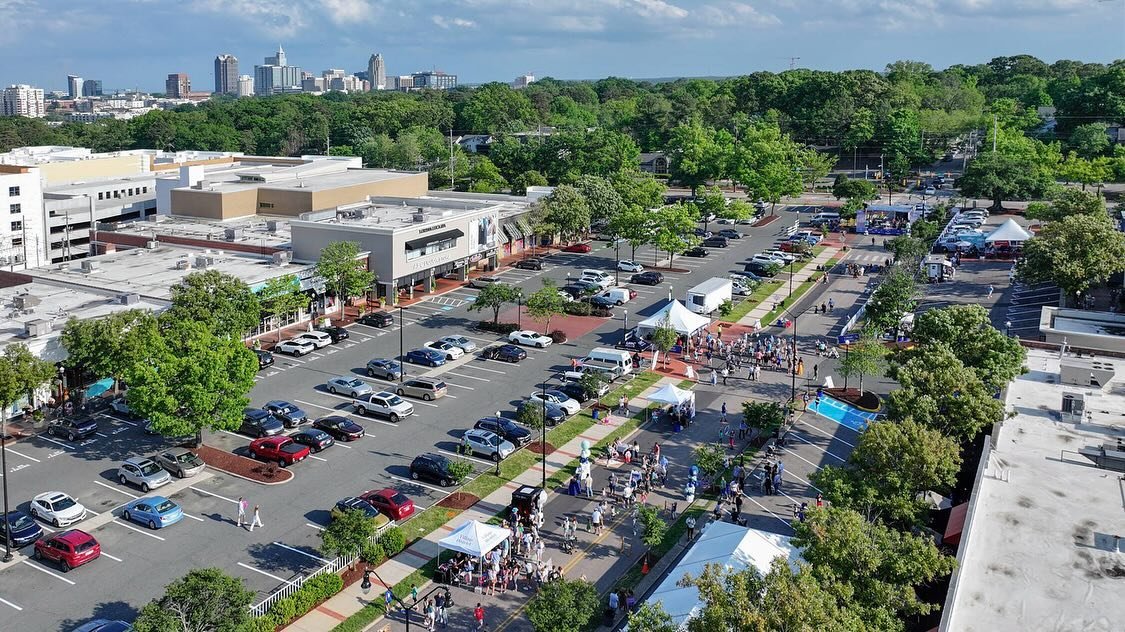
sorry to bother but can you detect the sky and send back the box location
[2,0,1122,93]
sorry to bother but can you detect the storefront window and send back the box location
[406,237,456,261]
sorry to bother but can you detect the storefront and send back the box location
[855,204,921,235]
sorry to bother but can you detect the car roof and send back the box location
[36,491,70,502]
[123,457,157,467]
[55,529,94,544]
[266,400,295,407]
[318,415,352,424]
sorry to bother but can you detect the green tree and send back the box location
[1016,213,1125,298]
[456,83,539,134]
[465,155,507,193]
[667,119,723,195]
[535,184,591,242]
[837,335,886,393]
[165,270,261,339]
[741,401,785,439]
[59,310,160,394]
[316,241,376,315]
[627,601,678,632]
[862,266,918,334]
[884,235,929,264]
[133,567,254,632]
[525,279,566,334]
[1068,122,1110,159]
[720,199,754,224]
[572,174,624,226]
[886,344,1004,442]
[517,399,546,432]
[693,186,727,231]
[957,151,1055,210]
[651,203,700,268]
[467,283,522,325]
[832,178,879,202]
[607,204,653,260]
[257,274,306,342]
[526,578,601,632]
[1025,187,1105,223]
[812,419,961,526]
[693,444,725,485]
[446,459,473,483]
[650,317,679,368]
[636,503,668,551]
[320,508,376,560]
[511,169,547,196]
[611,169,666,213]
[800,148,835,191]
[0,345,56,451]
[909,304,1026,390]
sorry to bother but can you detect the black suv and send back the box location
[315,325,350,343]
[630,271,664,286]
[744,261,779,277]
[514,258,543,271]
[357,311,395,328]
[473,417,533,447]
[410,453,457,487]
[683,247,709,257]
[702,236,729,248]
[239,409,285,438]
[253,349,274,370]
[718,229,742,239]
[557,381,595,404]
[47,416,98,442]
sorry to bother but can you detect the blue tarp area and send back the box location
[84,377,115,399]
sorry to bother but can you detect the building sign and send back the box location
[472,216,496,252]
[417,222,447,234]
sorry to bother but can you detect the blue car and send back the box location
[121,496,183,530]
[405,348,446,367]
[2,510,43,548]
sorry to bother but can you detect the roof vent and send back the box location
[224,227,243,241]
[80,260,100,273]
[175,258,192,270]
[272,251,291,266]
[266,220,279,232]
[146,240,159,249]
[195,255,215,268]
[24,319,51,338]
[13,294,40,310]
[119,293,140,305]
[412,211,426,223]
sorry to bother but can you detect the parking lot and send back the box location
[1,205,833,629]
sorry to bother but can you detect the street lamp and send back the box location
[776,305,801,405]
[621,309,628,344]
[398,306,405,383]
[788,259,795,298]
[539,371,563,492]
[1,410,12,562]
[614,239,621,285]
[517,295,522,329]
[668,286,673,302]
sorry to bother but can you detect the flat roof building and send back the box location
[1038,307,1125,355]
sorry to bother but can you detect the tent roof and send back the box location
[647,383,694,406]
[985,218,1031,242]
[636,300,710,336]
[437,520,510,558]
[642,521,800,629]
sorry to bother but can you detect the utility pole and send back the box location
[449,128,455,190]
[992,114,998,153]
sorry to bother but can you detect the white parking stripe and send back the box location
[5,447,40,462]
[21,560,75,585]
[238,562,290,583]
[306,522,326,531]
[438,449,495,466]
[789,433,847,461]
[469,364,507,374]
[307,454,328,462]
[294,399,345,413]
[182,512,205,522]
[443,381,475,390]
[189,486,239,505]
[388,475,453,494]
[112,519,166,540]
[459,333,501,344]
[36,435,74,450]
[0,596,22,610]
[93,480,139,498]
[101,551,123,562]
[273,541,330,563]
[797,419,857,448]
[95,432,110,438]
[446,371,489,383]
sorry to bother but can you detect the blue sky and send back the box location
[3,0,1122,93]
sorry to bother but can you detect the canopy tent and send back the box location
[638,521,801,630]
[83,377,115,399]
[985,218,1031,243]
[437,520,510,558]
[647,383,695,406]
[635,300,711,337]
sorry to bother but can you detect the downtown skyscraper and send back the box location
[214,54,239,95]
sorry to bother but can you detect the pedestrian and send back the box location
[772,472,782,495]
[236,497,247,527]
[435,590,448,628]
[738,418,748,440]
[591,506,602,535]
[536,538,545,563]
[686,515,697,540]
[608,590,619,619]
[474,603,485,630]
[720,402,727,423]
[710,370,717,387]
[411,583,419,604]
[384,588,395,616]
[813,364,818,379]
[721,366,729,386]
[571,357,579,370]
[424,599,435,631]
[618,395,627,415]
[815,493,824,508]
[987,284,994,298]
[248,505,262,531]
[828,298,834,312]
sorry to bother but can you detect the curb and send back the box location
[208,465,294,486]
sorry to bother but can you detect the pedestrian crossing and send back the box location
[843,253,887,264]
[424,295,467,308]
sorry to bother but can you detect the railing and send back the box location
[249,552,357,617]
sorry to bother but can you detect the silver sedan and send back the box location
[326,376,374,398]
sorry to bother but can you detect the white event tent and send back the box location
[985,218,1032,245]
[635,300,711,337]
[647,383,695,407]
[437,520,510,558]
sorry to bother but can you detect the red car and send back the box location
[33,529,100,572]
[360,488,416,521]
[562,243,592,253]
[248,436,310,466]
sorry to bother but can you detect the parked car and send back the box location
[294,330,332,349]
[312,415,365,441]
[326,376,373,398]
[47,416,98,442]
[366,358,403,380]
[560,374,611,397]
[154,448,206,479]
[461,429,516,461]
[763,249,796,263]
[396,377,448,401]
[262,400,309,427]
[585,295,617,309]
[289,428,335,453]
[617,260,644,272]
[555,382,594,404]
[1,510,43,548]
[249,436,310,466]
[275,338,316,357]
[253,349,275,370]
[733,269,765,283]
[353,391,414,422]
[315,325,350,343]
[331,497,391,530]
[514,258,543,271]
[556,290,575,302]
[468,276,503,289]
[30,491,87,527]
[357,311,395,328]
[405,348,446,367]
[425,340,464,360]
[485,344,527,363]
[121,496,183,530]
[117,457,172,492]
[473,417,533,447]
[33,529,99,572]
[72,620,133,632]
[630,271,664,285]
[439,335,477,353]
[108,396,136,418]
[509,330,553,348]
[749,253,784,266]
[529,390,580,415]
[562,243,592,253]
[718,229,743,239]
[517,399,566,426]
[923,186,936,196]
[579,274,613,290]
[239,409,285,438]
[565,280,602,296]
[360,488,416,521]
[683,247,709,257]
[702,236,729,248]
[744,261,780,277]
[409,453,458,486]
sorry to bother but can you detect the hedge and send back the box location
[377,526,406,557]
[246,572,345,631]
[477,320,520,334]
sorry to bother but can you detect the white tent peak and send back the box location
[437,519,510,558]
[985,218,1031,243]
[647,383,694,406]
[636,300,710,336]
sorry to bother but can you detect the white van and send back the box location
[598,287,633,306]
[563,364,623,382]
[581,347,633,375]
[810,212,839,224]
[581,269,611,282]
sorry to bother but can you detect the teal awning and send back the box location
[84,377,115,398]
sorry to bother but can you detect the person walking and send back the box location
[710,370,718,387]
[828,298,834,312]
[686,515,697,540]
[248,505,262,531]
[720,402,727,423]
[435,591,448,628]
[236,497,247,527]
[591,506,602,535]
[384,588,395,616]
[474,603,485,630]
[987,284,995,298]
[813,364,818,379]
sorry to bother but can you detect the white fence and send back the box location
[249,552,357,617]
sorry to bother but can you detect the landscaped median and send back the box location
[719,246,832,325]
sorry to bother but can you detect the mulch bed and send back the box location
[339,563,365,588]
[825,388,881,412]
[436,492,479,511]
[194,444,294,483]
[754,215,781,227]
[526,441,557,455]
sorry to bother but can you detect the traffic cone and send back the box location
[641,557,650,575]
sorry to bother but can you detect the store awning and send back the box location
[517,217,536,237]
[405,228,464,251]
[495,226,509,245]
[502,221,523,240]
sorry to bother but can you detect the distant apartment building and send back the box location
[214,54,239,94]
[368,53,386,90]
[165,73,190,98]
[237,74,254,97]
[254,45,302,96]
[411,71,457,90]
[512,74,535,89]
[81,80,103,97]
[392,75,413,90]
[2,85,46,118]
[67,75,82,99]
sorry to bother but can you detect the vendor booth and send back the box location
[984,218,1031,258]
[436,519,512,586]
[647,383,696,430]
[635,300,711,338]
[855,204,922,235]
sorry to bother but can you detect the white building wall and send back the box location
[0,170,46,268]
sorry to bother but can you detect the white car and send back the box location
[556,290,574,303]
[764,249,796,263]
[509,330,553,348]
[425,340,464,360]
[730,279,752,296]
[580,275,614,290]
[923,187,936,196]
[749,254,784,266]
[617,260,644,273]
[529,390,580,415]
[294,331,332,349]
[438,336,478,353]
[276,338,316,356]
[30,491,87,527]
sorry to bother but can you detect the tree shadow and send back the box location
[56,600,139,632]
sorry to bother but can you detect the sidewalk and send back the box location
[736,247,839,328]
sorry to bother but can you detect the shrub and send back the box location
[564,302,591,316]
[258,572,344,628]
[590,307,612,318]
[271,597,299,625]
[478,321,520,334]
[446,460,473,482]
[242,615,280,632]
[361,541,385,565]
[717,299,733,317]
[549,330,568,343]
[378,526,406,556]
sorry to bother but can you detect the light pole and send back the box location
[668,286,673,302]
[788,259,795,298]
[517,295,522,329]
[2,409,11,562]
[540,378,548,492]
[614,240,620,285]
[621,310,628,344]
[777,305,800,405]
[398,306,405,383]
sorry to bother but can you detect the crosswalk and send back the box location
[424,295,467,308]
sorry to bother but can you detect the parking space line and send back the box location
[21,560,76,585]
[789,433,847,462]
[388,475,452,494]
[93,480,139,499]
[95,432,110,438]
[112,519,166,540]
[333,442,353,449]
[182,512,205,522]
[308,454,328,462]
[273,542,330,563]
[469,364,507,374]
[796,419,856,448]
[776,446,827,473]
[5,447,40,462]
[438,449,495,466]
[101,551,123,562]
[443,382,475,390]
[446,371,489,383]
[189,486,239,505]
[459,333,500,344]
[238,562,291,584]
[411,400,440,408]
[0,596,22,611]
[306,522,326,531]
[37,435,74,450]
[293,399,342,413]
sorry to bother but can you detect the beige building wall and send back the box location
[170,188,259,220]
[307,174,427,211]
[37,155,147,185]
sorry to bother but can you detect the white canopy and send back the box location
[985,218,1031,243]
[640,521,801,630]
[636,300,711,337]
[647,383,694,406]
[437,520,510,558]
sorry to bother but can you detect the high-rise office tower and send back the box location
[67,75,82,99]
[254,46,301,96]
[237,74,254,97]
[81,79,103,97]
[368,53,386,90]
[265,45,286,67]
[214,54,239,94]
[165,73,190,98]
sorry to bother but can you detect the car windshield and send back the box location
[486,435,501,446]
[277,404,296,413]
[74,541,96,553]
[154,500,177,513]
[8,514,34,530]
[449,337,467,344]
[346,379,364,388]
[176,452,201,465]
[387,395,404,406]
[52,497,76,511]
[140,462,162,475]
[390,493,409,504]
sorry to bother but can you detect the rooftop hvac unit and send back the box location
[175,258,192,270]
[224,228,243,241]
[80,260,100,273]
[195,255,216,268]
[23,319,51,338]
[1060,357,1115,389]
[146,240,159,249]
[1061,391,1087,423]
[266,220,279,233]
[13,294,40,310]
[412,211,426,223]
[272,251,291,266]
[119,293,140,305]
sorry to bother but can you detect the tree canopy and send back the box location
[908,304,1026,390]
[526,578,601,632]
[165,270,261,339]
[467,282,522,324]
[133,567,254,632]
[316,241,376,312]
[1016,212,1125,297]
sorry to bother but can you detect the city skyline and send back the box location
[1,0,1120,93]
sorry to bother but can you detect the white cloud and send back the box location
[431,15,478,29]
[626,0,689,20]
[697,2,782,28]
[191,0,307,37]
[811,0,1098,30]
[317,0,381,24]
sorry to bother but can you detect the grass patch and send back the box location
[720,280,783,322]
[331,559,440,632]
[609,505,707,595]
